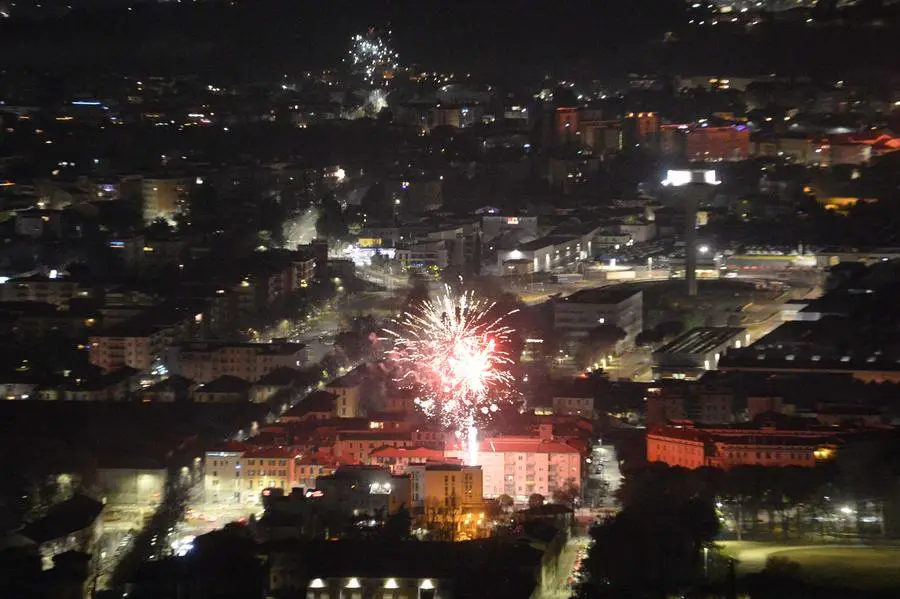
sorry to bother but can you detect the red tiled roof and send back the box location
[337,431,413,441]
[243,446,296,459]
[369,446,445,459]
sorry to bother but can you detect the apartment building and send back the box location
[448,425,581,502]
[141,177,188,224]
[407,463,483,512]
[169,341,307,383]
[1,274,94,306]
[204,445,297,505]
[644,418,878,470]
[89,323,168,372]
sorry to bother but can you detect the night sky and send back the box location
[0,0,896,82]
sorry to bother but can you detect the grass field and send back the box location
[768,546,900,590]
[719,541,900,590]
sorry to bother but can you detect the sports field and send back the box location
[719,541,900,590]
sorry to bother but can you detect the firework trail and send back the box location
[384,285,518,464]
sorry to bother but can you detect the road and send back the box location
[540,536,589,599]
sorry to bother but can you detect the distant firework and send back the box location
[385,286,517,464]
[346,28,399,87]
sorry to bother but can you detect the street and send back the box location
[540,536,589,599]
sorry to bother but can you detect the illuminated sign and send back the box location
[506,217,519,225]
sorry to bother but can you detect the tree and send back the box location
[635,328,663,347]
[579,324,626,367]
[527,493,545,509]
[315,192,348,240]
[552,479,580,509]
[185,181,220,232]
[145,217,173,238]
[654,320,685,339]
[382,505,412,541]
[403,275,430,312]
[586,324,626,353]
[581,464,720,596]
[497,494,514,512]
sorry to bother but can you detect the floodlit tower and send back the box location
[661,169,721,296]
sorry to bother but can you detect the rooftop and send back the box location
[196,375,251,394]
[283,390,337,415]
[518,235,576,252]
[254,366,301,387]
[369,446,446,460]
[655,327,746,356]
[559,286,642,306]
[481,436,580,454]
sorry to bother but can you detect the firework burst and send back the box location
[384,285,518,464]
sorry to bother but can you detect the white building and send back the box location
[447,425,581,502]
[496,234,593,274]
[552,287,643,341]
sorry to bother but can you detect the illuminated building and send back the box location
[140,177,188,224]
[447,425,581,502]
[623,112,660,149]
[496,233,594,274]
[555,106,580,143]
[662,123,750,161]
[89,323,168,372]
[408,463,483,511]
[204,445,298,505]
[646,418,884,470]
[429,104,482,129]
[408,463,486,540]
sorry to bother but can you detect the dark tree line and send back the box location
[577,463,720,598]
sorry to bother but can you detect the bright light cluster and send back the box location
[346,28,399,87]
[385,286,517,464]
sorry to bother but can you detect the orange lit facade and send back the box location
[663,124,749,161]
[556,107,580,142]
[624,112,660,148]
[686,125,749,161]
[646,423,844,470]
